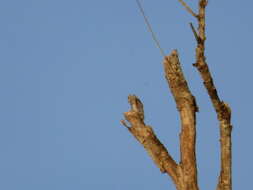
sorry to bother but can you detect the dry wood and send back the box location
[192,1,233,190]
[121,1,232,190]
[163,51,199,190]
[122,51,200,190]
[121,95,179,189]
[178,0,198,18]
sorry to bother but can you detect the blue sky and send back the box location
[0,0,252,189]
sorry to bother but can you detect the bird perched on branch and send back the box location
[128,95,145,121]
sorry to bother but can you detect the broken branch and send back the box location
[163,50,199,190]
[122,95,179,187]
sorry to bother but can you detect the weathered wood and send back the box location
[193,1,233,190]
[163,50,199,190]
[121,1,232,190]
[121,95,180,189]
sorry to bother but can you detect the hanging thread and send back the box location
[135,0,166,57]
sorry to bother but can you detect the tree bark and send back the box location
[193,1,233,190]
[163,51,199,190]
[122,51,200,190]
[121,1,232,190]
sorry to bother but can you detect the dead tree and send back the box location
[121,1,232,190]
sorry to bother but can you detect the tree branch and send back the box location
[192,1,232,190]
[190,22,200,43]
[122,1,232,190]
[121,95,179,188]
[178,0,198,18]
[163,50,199,190]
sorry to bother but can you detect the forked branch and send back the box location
[178,0,198,18]
[190,22,200,43]
[122,51,200,190]
[121,1,232,190]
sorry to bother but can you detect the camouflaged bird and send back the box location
[128,95,145,121]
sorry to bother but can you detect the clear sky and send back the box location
[0,0,252,189]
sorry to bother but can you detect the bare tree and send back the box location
[121,1,232,190]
